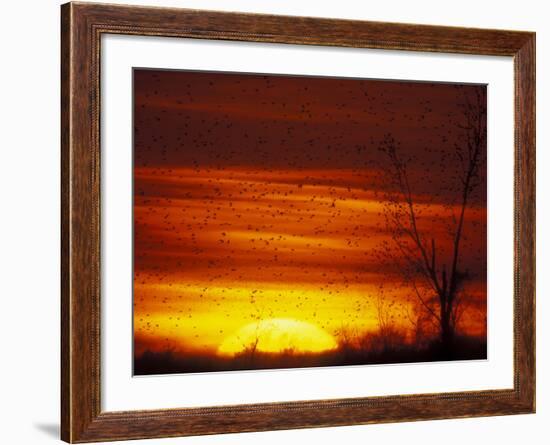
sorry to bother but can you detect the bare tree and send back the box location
[374,294,407,351]
[375,294,395,350]
[377,89,486,351]
[335,322,358,352]
[239,322,262,367]
[404,299,436,348]
[238,293,269,366]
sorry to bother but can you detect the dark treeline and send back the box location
[134,334,486,375]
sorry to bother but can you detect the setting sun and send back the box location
[218,318,338,356]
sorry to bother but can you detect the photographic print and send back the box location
[133,69,487,375]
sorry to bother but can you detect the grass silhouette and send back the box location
[134,333,486,375]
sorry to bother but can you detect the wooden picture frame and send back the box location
[61,2,535,442]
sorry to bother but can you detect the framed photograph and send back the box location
[61,2,535,442]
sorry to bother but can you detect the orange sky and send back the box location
[134,166,486,355]
[133,69,487,358]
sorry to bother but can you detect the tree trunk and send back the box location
[440,306,454,357]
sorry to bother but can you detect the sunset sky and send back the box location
[133,69,487,361]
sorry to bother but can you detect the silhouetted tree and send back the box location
[377,88,486,352]
[238,297,271,366]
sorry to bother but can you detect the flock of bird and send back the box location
[132,69,488,354]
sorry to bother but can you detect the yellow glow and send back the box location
[133,166,487,360]
[217,318,338,356]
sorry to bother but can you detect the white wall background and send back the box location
[0,1,545,444]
